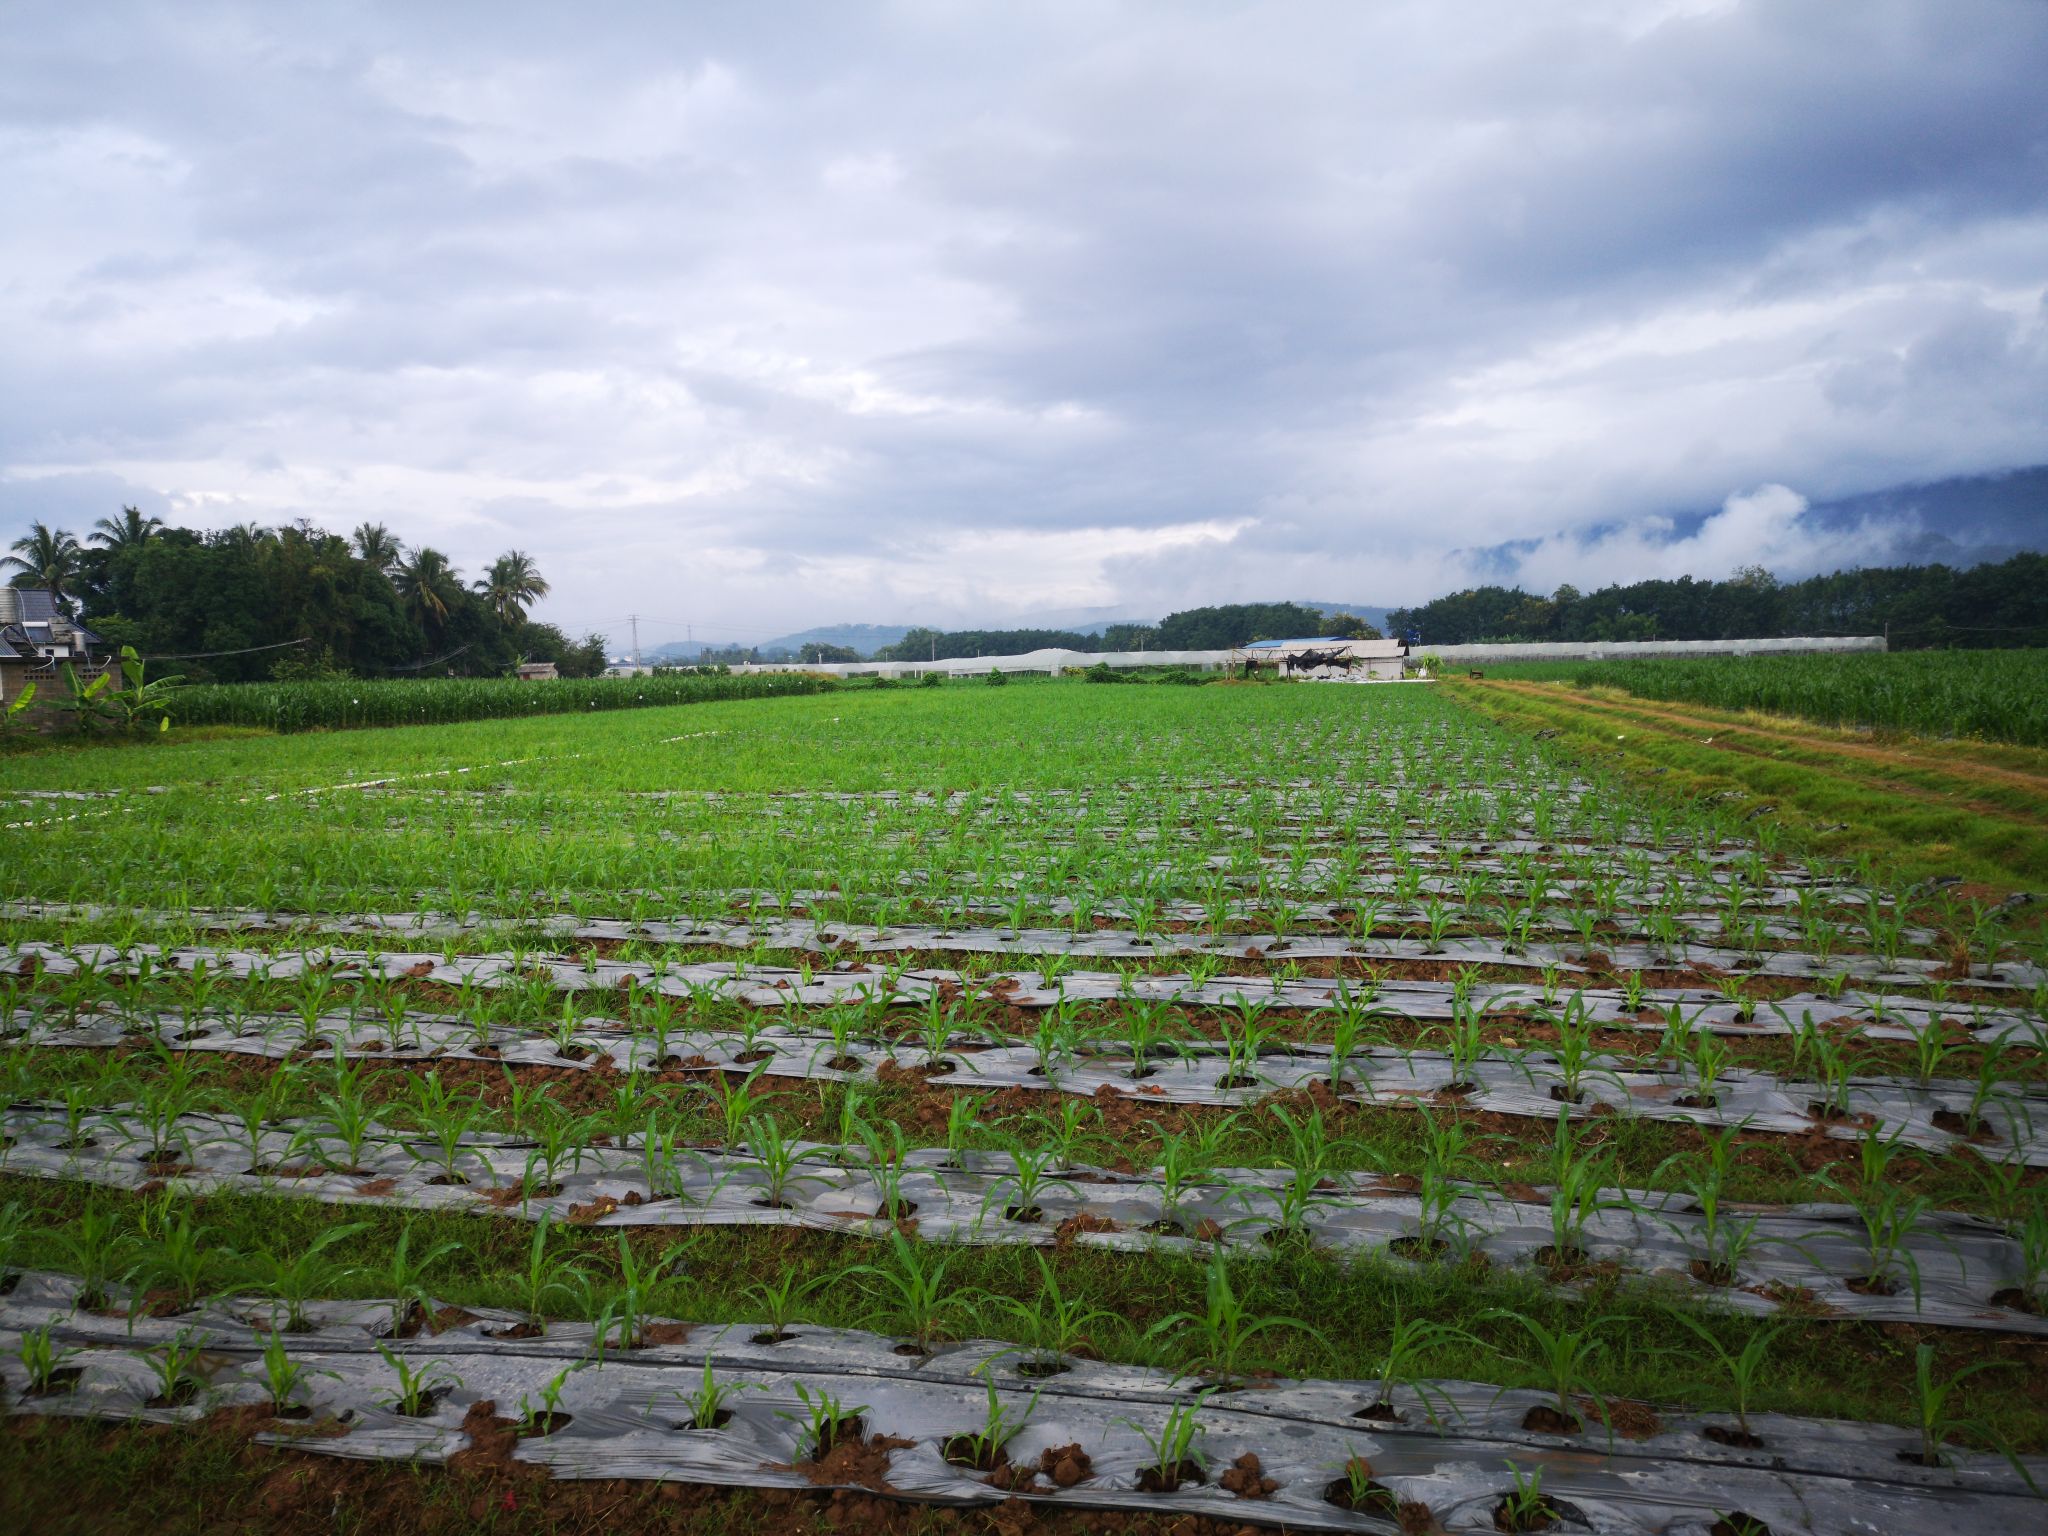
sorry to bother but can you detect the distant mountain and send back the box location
[1295,599,1394,632]
[648,622,913,661]
[1802,464,2048,567]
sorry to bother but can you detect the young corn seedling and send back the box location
[739,1112,827,1210]
[1120,1390,1214,1492]
[1358,1311,1475,1427]
[379,1221,462,1338]
[983,1135,1076,1226]
[670,1357,761,1431]
[243,1223,370,1334]
[1903,1342,2032,1489]
[377,1343,461,1417]
[847,1229,963,1354]
[1661,1309,1781,1448]
[859,1120,918,1221]
[1541,1113,1629,1269]
[517,1364,582,1435]
[400,1072,482,1186]
[987,1251,1122,1374]
[512,1217,594,1336]
[16,1320,82,1395]
[145,1327,211,1408]
[777,1381,868,1462]
[942,1374,1042,1472]
[1145,1247,1330,1384]
[1486,1310,1616,1443]
[1494,1462,1568,1533]
[257,1329,335,1419]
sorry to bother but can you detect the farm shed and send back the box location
[1238,636,1409,679]
[514,661,559,681]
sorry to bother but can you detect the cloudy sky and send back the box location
[4,1,2046,647]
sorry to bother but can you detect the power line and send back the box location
[142,637,311,661]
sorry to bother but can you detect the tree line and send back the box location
[3,511,608,682]
[1385,555,2048,650]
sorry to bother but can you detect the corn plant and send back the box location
[1486,1310,1614,1442]
[846,1230,964,1354]
[1145,1247,1329,1383]
[669,1357,761,1431]
[735,1113,825,1210]
[1119,1390,1213,1492]
[243,1223,369,1333]
[377,1343,462,1417]
[1359,1311,1475,1427]
[777,1381,867,1461]
[1662,1309,1780,1445]
[944,1373,1042,1470]
[516,1364,582,1435]
[513,1217,594,1333]
[257,1329,334,1416]
[146,1327,211,1407]
[379,1221,461,1338]
[16,1320,81,1394]
[985,1251,1121,1371]
[1903,1343,2032,1488]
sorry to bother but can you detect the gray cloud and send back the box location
[3,0,2045,645]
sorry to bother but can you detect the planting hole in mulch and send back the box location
[826,1055,865,1073]
[678,1408,732,1431]
[1324,1457,1401,1514]
[1710,1517,1775,1536]
[1219,1452,1279,1498]
[749,1197,796,1211]
[1703,1424,1766,1449]
[1135,1457,1205,1493]
[1673,1093,1719,1109]
[1546,1086,1584,1104]
[517,1410,573,1436]
[941,1434,1004,1472]
[269,1402,314,1421]
[1389,1234,1450,1262]
[1492,1490,1585,1532]
[1353,1399,1404,1423]
[1521,1404,1584,1434]
[25,1368,85,1396]
[393,1388,452,1419]
[749,1329,796,1345]
[1005,1204,1044,1224]
[1689,1258,1738,1287]
[1217,1073,1261,1091]
[1845,1273,1899,1297]
[425,1173,470,1186]
[145,1379,202,1409]
[484,1321,545,1340]
[1991,1286,2044,1314]
[1011,1354,1071,1379]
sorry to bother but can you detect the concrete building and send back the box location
[0,588,107,711]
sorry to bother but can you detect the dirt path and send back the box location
[1476,680,2048,826]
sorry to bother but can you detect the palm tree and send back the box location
[2,522,85,607]
[476,551,551,626]
[352,522,403,576]
[90,505,163,553]
[393,547,463,635]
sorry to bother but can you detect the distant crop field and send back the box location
[170,668,835,733]
[1481,649,2048,746]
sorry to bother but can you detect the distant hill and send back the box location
[648,622,913,661]
[1295,600,1393,633]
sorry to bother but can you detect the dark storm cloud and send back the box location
[2,0,2045,640]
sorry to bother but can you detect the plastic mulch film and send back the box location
[10,1008,2044,1164]
[2,1273,2041,1533]
[6,1107,2043,1334]
[5,941,2039,1040]
[1,898,1951,962]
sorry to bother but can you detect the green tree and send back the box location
[3,522,85,608]
[89,505,163,555]
[476,551,551,626]
[393,548,463,637]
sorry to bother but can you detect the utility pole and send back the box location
[629,615,641,670]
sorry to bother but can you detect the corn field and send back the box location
[1510,649,2048,746]
[171,670,838,733]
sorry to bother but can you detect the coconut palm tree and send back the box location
[393,547,463,635]
[476,551,551,627]
[352,522,403,576]
[2,522,85,608]
[90,505,163,553]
